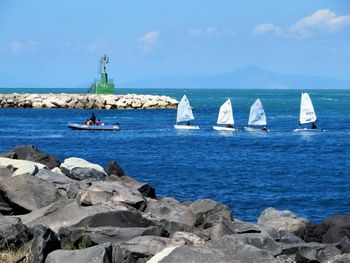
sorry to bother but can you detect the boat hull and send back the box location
[68,123,121,131]
[294,128,320,132]
[174,124,200,130]
[244,127,269,132]
[213,126,238,132]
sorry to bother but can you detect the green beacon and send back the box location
[88,54,115,94]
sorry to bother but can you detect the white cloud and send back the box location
[187,27,235,37]
[10,40,38,55]
[252,23,281,36]
[290,9,350,38]
[137,31,159,53]
[253,9,350,39]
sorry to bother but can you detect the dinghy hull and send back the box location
[213,126,237,132]
[68,123,121,131]
[174,124,200,130]
[244,127,269,132]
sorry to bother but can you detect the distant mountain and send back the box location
[119,65,350,89]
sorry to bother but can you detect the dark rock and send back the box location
[0,151,17,159]
[208,235,277,262]
[145,198,194,234]
[0,174,63,215]
[28,225,60,263]
[0,215,28,249]
[72,210,156,229]
[338,236,350,253]
[230,220,262,234]
[318,215,350,244]
[45,242,123,263]
[105,160,125,177]
[189,199,233,229]
[59,225,165,248]
[7,145,60,169]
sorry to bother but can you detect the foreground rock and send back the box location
[45,242,122,263]
[0,93,178,109]
[0,145,349,263]
[0,174,63,214]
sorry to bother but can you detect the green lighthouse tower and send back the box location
[88,54,115,94]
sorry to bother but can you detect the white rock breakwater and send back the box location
[0,93,178,109]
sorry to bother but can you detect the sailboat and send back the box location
[294,92,318,131]
[244,98,269,132]
[174,95,200,130]
[213,99,237,131]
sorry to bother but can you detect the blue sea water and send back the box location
[0,88,349,223]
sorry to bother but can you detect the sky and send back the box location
[1,0,350,87]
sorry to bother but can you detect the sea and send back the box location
[0,88,349,224]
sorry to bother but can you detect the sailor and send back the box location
[311,122,317,129]
[90,113,96,125]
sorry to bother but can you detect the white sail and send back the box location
[176,95,195,123]
[217,99,234,125]
[299,92,317,124]
[248,98,266,126]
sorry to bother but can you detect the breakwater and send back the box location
[0,145,349,263]
[0,93,178,109]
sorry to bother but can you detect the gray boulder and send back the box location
[0,165,15,177]
[0,215,28,249]
[35,169,74,184]
[230,233,282,256]
[118,175,156,199]
[79,181,146,210]
[119,236,185,263]
[0,174,63,214]
[59,225,165,247]
[209,235,277,263]
[6,145,60,169]
[145,198,194,233]
[327,253,350,263]
[45,242,123,263]
[29,224,61,263]
[60,157,107,181]
[295,243,341,263]
[20,199,135,233]
[318,215,350,244]
[258,207,311,238]
[189,199,233,229]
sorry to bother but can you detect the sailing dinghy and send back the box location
[244,98,269,132]
[213,99,237,131]
[174,95,199,130]
[294,92,319,132]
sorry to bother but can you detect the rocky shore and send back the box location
[0,145,349,263]
[0,94,178,109]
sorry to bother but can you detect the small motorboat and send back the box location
[68,123,121,131]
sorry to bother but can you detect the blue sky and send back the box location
[1,0,350,87]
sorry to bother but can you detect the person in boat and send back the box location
[227,124,234,128]
[261,127,268,131]
[186,121,190,126]
[311,122,317,129]
[84,119,93,125]
[89,113,96,125]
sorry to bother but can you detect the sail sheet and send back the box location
[217,99,234,125]
[176,95,195,123]
[248,98,266,126]
[299,92,317,124]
